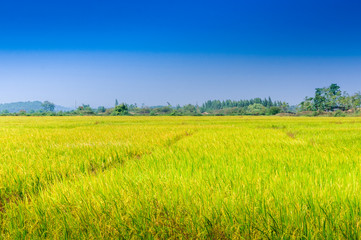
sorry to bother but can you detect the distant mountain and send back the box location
[0,101,73,113]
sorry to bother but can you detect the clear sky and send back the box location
[1,0,360,107]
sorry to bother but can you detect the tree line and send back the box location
[201,98,285,111]
[1,83,360,116]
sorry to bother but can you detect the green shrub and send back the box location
[334,110,346,117]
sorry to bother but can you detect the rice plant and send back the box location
[1,116,361,239]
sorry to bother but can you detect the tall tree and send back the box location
[42,101,55,112]
[326,83,341,111]
[113,104,128,115]
[313,88,327,111]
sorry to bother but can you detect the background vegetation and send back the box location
[1,84,360,117]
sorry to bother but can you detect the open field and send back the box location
[1,116,361,239]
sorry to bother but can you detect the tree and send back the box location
[299,97,314,111]
[42,101,55,112]
[183,104,197,114]
[338,92,352,111]
[128,103,137,110]
[77,104,95,115]
[267,106,281,115]
[309,84,342,111]
[113,104,129,115]
[115,99,119,107]
[348,92,361,112]
[313,88,327,111]
[352,92,361,111]
[97,106,106,113]
[325,83,341,111]
[247,103,266,115]
[329,83,341,95]
[279,102,289,112]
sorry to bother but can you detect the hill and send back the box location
[0,101,72,113]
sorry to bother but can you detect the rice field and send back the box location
[0,116,361,239]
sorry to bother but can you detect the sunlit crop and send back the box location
[1,116,361,239]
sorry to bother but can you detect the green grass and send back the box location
[1,116,361,239]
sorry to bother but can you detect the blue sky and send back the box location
[0,0,360,107]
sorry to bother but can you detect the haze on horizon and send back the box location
[1,0,360,108]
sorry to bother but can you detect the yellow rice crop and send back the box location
[0,116,361,239]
